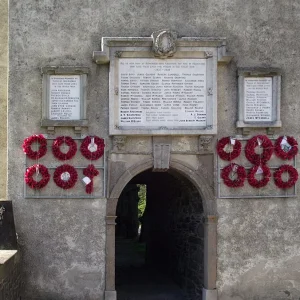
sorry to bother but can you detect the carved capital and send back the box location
[152,29,177,58]
[199,135,213,152]
[115,51,122,58]
[113,136,126,152]
[106,216,117,225]
[205,51,213,58]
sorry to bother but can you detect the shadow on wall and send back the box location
[0,201,22,300]
[115,169,205,300]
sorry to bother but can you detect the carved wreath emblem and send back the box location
[152,30,177,58]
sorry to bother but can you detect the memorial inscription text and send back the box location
[118,58,207,128]
[244,77,273,122]
[49,75,81,120]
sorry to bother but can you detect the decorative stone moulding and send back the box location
[41,66,89,133]
[93,30,233,136]
[199,135,214,152]
[236,68,282,134]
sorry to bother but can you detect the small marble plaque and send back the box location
[41,66,89,129]
[244,77,272,122]
[49,75,81,120]
[236,68,281,130]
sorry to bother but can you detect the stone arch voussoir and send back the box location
[109,157,216,216]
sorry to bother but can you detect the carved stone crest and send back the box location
[113,136,127,152]
[199,135,213,152]
[152,30,177,58]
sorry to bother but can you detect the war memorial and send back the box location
[1,1,300,300]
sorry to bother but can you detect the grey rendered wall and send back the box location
[8,0,300,299]
[0,0,8,200]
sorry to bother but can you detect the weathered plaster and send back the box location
[0,0,7,200]
[8,0,300,299]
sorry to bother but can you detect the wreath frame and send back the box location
[245,135,273,165]
[53,164,78,189]
[274,164,298,189]
[217,137,242,161]
[274,136,298,160]
[80,136,105,160]
[22,134,47,160]
[247,165,271,188]
[221,164,247,188]
[25,164,50,189]
[52,136,77,161]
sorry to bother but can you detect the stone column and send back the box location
[105,198,118,300]
[202,215,218,300]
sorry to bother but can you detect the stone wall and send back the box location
[7,0,300,299]
[0,251,22,300]
[0,0,7,200]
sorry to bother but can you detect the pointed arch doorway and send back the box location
[104,158,218,300]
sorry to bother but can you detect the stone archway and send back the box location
[104,157,217,300]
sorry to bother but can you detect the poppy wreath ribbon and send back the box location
[52,136,77,161]
[25,164,50,189]
[221,164,247,188]
[245,135,273,165]
[80,136,105,160]
[22,134,47,159]
[53,164,78,189]
[247,165,271,188]
[273,164,298,189]
[217,137,242,161]
[83,164,100,194]
[274,136,298,160]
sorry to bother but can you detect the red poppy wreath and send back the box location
[80,136,105,160]
[217,137,242,161]
[83,164,100,194]
[22,134,47,160]
[273,165,298,189]
[274,136,298,160]
[52,136,77,161]
[221,164,247,188]
[25,164,50,189]
[53,164,78,189]
[245,135,273,165]
[247,165,271,188]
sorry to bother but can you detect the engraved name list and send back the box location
[118,58,207,128]
[49,75,81,120]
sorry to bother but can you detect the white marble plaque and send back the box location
[244,77,272,122]
[49,75,81,120]
[118,58,207,128]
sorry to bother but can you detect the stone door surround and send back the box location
[104,158,218,300]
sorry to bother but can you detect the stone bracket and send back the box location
[93,50,110,64]
[217,44,233,64]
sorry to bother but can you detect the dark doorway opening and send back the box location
[115,169,204,300]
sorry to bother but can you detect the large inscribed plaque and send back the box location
[93,33,234,135]
[118,58,207,127]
